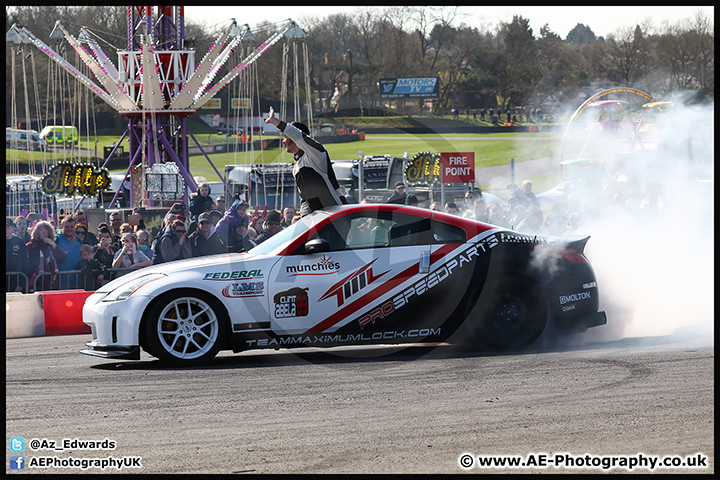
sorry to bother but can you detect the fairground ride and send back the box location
[554,87,711,206]
[557,88,660,203]
[6,5,310,214]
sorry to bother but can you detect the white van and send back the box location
[6,128,46,150]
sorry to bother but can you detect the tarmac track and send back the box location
[5,332,713,474]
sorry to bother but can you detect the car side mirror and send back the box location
[305,238,329,254]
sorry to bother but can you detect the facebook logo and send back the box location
[10,455,25,470]
[10,437,25,452]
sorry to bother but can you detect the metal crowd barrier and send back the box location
[4,267,145,294]
[5,271,30,293]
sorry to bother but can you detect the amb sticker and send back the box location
[274,287,310,318]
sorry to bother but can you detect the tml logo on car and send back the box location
[320,258,389,307]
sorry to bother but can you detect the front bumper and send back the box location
[82,291,151,347]
[80,342,141,360]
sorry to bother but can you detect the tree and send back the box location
[534,24,576,105]
[350,8,386,110]
[571,42,609,87]
[566,23,597,45]
[654,10,714,98]
[409,6,460,72]
[687,10,714,96]
[463,29,502,108]
[496,15,541,109]
[605,25,651,86]
[434,25,478,111]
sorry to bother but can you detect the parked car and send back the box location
[217,123,238,135]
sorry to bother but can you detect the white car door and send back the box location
[268,211,433,336]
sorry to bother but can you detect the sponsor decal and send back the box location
[203,269,263,280]
[359,300,395,330]
[357,234,499,329]
[305,233,499,335]
[559,292,591,305]
[245,328,443,347]
[274,287,310,318]
[286,255,341,276]
[320,258,390,308]
[500,232,561,245]
[562,304,577,312]
[221,281,264,298]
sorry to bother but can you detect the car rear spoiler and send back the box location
[562,235,590,254]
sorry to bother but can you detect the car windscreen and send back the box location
[247,220,310,256]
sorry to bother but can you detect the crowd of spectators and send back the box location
[418,179,589,237]
[5,194,298,293]
[448,106,560,125]
[370,177,653,240]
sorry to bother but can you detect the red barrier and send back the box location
[42,290,93,335]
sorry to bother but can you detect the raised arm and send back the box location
[264,106,280,127]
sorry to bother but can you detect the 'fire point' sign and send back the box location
[440,152,475,183]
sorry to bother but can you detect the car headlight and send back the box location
[103,273,166,302]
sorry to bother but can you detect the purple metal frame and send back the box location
[117,6,207,209]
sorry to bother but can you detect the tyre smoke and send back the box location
[566,103,714,344]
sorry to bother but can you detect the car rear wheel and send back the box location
[143,290,228,366]
[469,276,548,350]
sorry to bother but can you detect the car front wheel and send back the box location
[143,290,228,366]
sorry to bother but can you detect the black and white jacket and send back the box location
[278,121,345,213]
